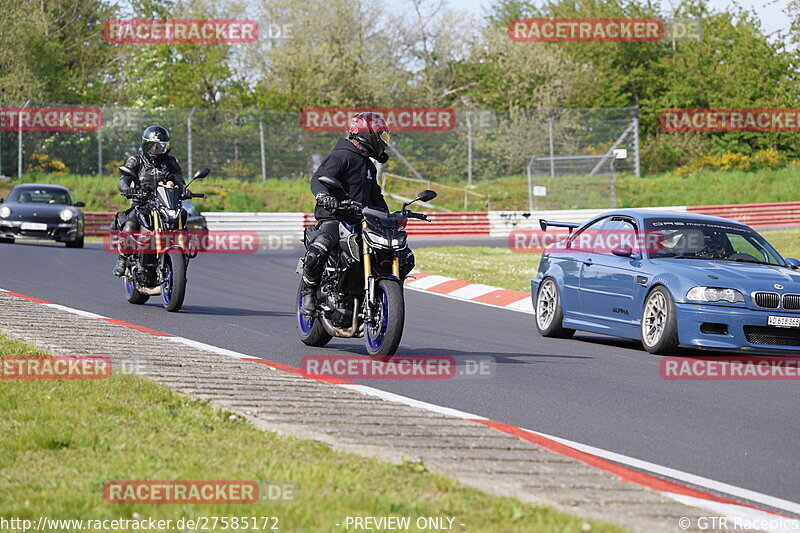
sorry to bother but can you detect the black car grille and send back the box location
[784,294,800,311]
[753,292,780,309]
[744,326,800,347]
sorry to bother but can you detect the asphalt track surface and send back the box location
[1,239,799,508]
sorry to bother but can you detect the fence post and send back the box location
[633,107,641,178]
[259,112,267,182]
[547,112,555,179]
[97,104,106,176]
[0,120,3,176]
[18,100,30,178]
[466,112,473,187]
[187,107,195,178]
[526,155,535,213]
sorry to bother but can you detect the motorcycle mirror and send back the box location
[403,189,438,210]
[118,166,136,178]
[417,190,437,202]
[318,176,344,191]
[186,167,211,187]
[193,168,210,180]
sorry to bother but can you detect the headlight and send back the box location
[59,209,75,222]
[687,286,744,304]
[364,229,406,249]
[0,206,10,218]
[167,209,178,218]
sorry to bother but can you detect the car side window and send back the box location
[569,217,608,251]
[599,218,638,255]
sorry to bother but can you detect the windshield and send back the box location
[644,218,784,266]
[8,187,71,205]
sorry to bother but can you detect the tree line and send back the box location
[1,0,799,174]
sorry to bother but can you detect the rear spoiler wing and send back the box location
[539,219,580,233]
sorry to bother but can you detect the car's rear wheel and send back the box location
[535,277,575,339]
[641,286,679,355]
[0,237,14,244]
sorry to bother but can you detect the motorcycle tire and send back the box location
[365,279,405,360]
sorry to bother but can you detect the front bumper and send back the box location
[676,303,800,353]
[0,220,81,241]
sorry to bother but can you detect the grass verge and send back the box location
[0,332,622,532]
[414,229,800,292]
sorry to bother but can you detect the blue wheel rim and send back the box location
[162,255,173,305]
[297,291,315,334]
[366,288,388,351]
[123,278,135,298]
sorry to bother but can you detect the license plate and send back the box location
[20,222,47,231]
[768,315,800,328]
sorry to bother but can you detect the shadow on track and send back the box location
[177,305,293,317]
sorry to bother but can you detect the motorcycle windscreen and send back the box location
[156,186,182,210]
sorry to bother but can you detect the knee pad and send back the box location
[302,232,335,282]
[122,220,139,232]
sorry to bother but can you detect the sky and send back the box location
[447,0,794,38]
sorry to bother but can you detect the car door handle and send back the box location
[583,257,593,266]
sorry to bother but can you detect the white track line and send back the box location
[342,384,489,420]
[162,336,252,359]
[43,303,107,319]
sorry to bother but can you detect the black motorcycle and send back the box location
[116,166,209,312]
[295,176,437,358]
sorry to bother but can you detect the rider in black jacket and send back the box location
[300,112,413,315]
[112,125,184,276]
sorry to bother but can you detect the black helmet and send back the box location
[141,125,170,160]
[348,112,390,163]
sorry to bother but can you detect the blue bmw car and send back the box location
[531,210,800,354]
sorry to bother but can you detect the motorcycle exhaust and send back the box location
[320,297,362,338]
[139,285,162,295]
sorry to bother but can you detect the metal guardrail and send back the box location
[689,201,800,228]
[83,202,800,238]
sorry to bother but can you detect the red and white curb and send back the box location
[404,271,534,313]
[1,285,798,529]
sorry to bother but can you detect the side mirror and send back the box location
[318,176,344,191]
[417,190,437,203]
[785,257,800,270]
[73,201,86,208]
[118,166,136,178]
[193,168,210,180]
[612,245,637,259]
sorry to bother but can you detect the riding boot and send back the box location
[113,254,127,277]
[300,279,317,316]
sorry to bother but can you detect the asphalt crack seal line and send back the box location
[0,288,795,532]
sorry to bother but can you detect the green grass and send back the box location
[0,332,622,532]
[3,164,799,212]
[414,229,800,292]
[415,247,541,293]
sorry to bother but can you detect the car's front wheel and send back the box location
[65,235,84,248]
[641,286,679,355]
[535,277,575,338]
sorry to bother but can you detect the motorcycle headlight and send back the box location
[167,209,178,219]
[59,209,74,222]
[0,206,10,218]
[364,229,407,249]
[687,286,744,304]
